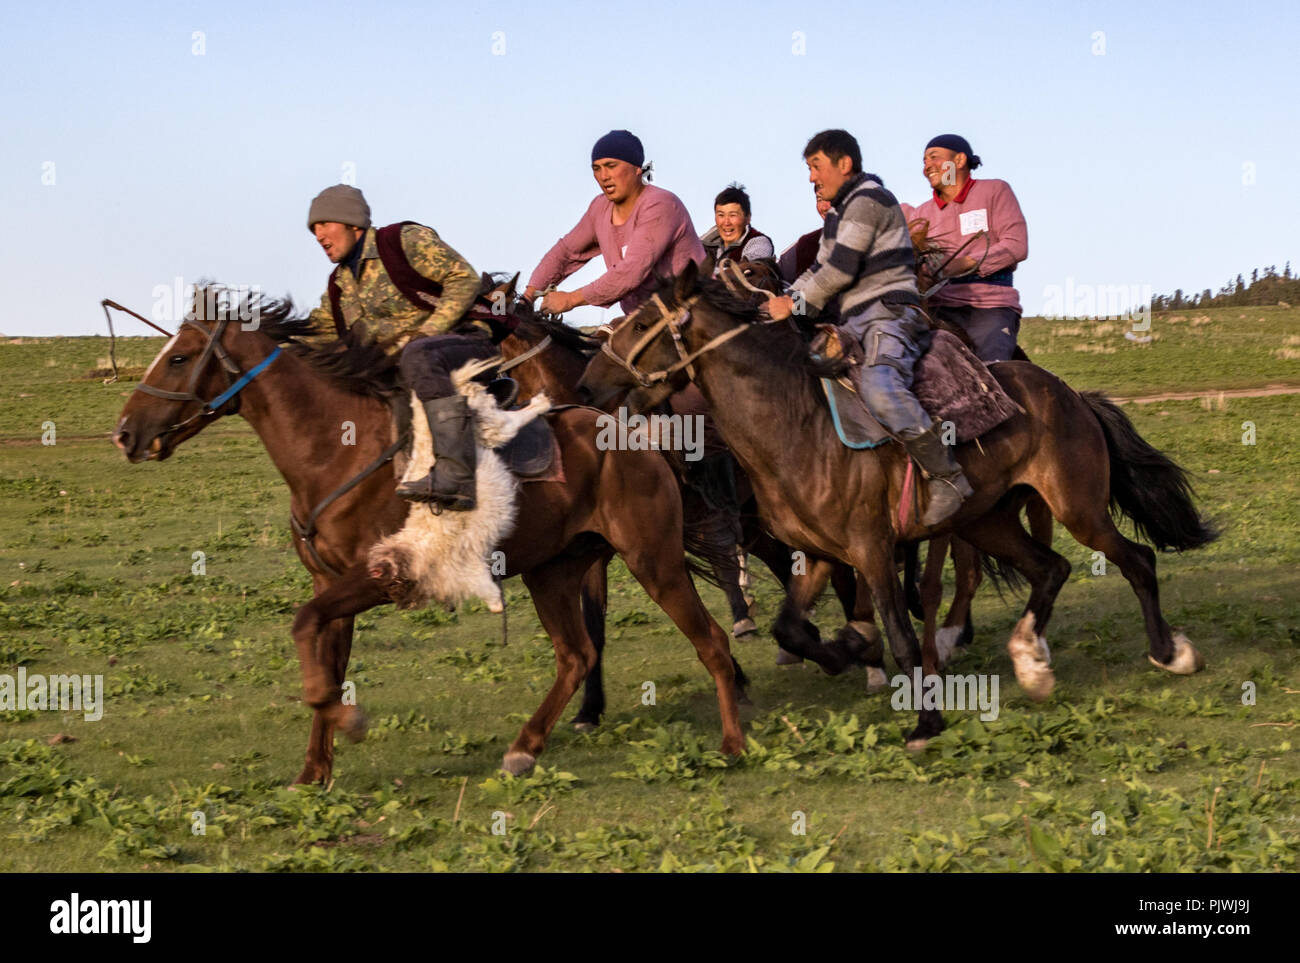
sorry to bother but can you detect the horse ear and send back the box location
[505,272,519,298]
[674,259,700,301]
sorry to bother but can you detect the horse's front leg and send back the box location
[853,533,943,749]
[290,565,389,785]
[504,556,600,775]
[830,562,887,689]
[296,712,335,787]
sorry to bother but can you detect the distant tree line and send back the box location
[1151,263,1297,311]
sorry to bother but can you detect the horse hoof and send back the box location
[841,621,884,665]
[501,751,537,776]
[572,720,597,733]
[1008,614,1055,702]
[905,737,930,752]
[720,737,745,757]
[338,706,368,744]
[732,618,758,638]
[775,648,804,666]
[1148,633,1206,675]
[1014,660,1056,702]
[866,666,890,694]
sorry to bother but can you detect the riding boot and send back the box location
[396,396,478,511]
[901,422,973,527]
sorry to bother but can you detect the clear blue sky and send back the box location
[1,0,1295,335]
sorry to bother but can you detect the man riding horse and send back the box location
[765,129,973,526]
[700,183,776,278]
[303,184,492,511]
[522,129,760,638]
[523,129,702,316]
[905,133,1029,363]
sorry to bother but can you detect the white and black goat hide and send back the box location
[367,358,550,613]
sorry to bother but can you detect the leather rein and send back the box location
[109,304,386,578]
[124,310,284,444]
[599,262,781,388]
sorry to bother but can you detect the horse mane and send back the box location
[196,284,400,400]
[647,273,830,426]
[508,304,603,358]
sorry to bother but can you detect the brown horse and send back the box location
[579,262,1217,746]
[489,286,888,688]
[899,221,1056,667]
[111,289,745,783]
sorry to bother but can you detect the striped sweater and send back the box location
[791,172,919,325]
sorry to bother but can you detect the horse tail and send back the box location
[681,522,731,591]
[978,548,1028,598]
[1081,391,1219,551]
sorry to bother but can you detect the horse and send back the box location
[483,280,889,692]
[578,261,1217,746]
[111,288,746,783]
[893,219,1057,666]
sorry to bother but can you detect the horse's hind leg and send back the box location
[932,501,1047,669]
[612,534,745,757]
[572,556,612,731]
[505,554,602,775]
[687,491,755,637]
[917,535,950,670]
[938,537,984,661]
[290,567,390,785]
[955,510,1072,702]
[1026,493,1054,546]
[1051,501,1201,673]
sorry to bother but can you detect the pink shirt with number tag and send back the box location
[906,177,1028,312]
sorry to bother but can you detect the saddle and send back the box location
[391,376,556,478]
[810,326,1023,449]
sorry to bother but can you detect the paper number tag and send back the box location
[959,209,988,235]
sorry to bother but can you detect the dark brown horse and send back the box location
[490,286,888,691]
[579,262,1217,745]
[111,289,745,783]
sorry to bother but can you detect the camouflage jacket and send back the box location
[305,223,483,350]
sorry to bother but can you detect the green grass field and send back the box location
[1,306,1297,871]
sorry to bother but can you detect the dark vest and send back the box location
[788,228,822,281]
[327,221,446,337]
[708,226,773,270]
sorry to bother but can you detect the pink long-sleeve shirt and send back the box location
[528,184,705,314]
[906,177,1028,312]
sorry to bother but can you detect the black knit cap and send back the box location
[591,130,644,168]
[925,134,981,169]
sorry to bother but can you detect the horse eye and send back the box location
[633,322,647,333]
[169,355,187,366]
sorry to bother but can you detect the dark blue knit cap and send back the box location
[926,134,976,159]
[591,130,644,168]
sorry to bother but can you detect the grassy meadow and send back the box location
[0,306,1297,872]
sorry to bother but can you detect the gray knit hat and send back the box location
[307,185,372,231]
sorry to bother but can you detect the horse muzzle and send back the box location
[112,418,172,463]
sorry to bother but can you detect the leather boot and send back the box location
[901,422,973,527]
[397,396,478,511]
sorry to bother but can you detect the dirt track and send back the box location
[1113,384,1300,404]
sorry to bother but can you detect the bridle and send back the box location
[132,314,282,439]
[598,263,781,387]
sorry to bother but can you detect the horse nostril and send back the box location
[113,429,132,452]
[576,384,594,404]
